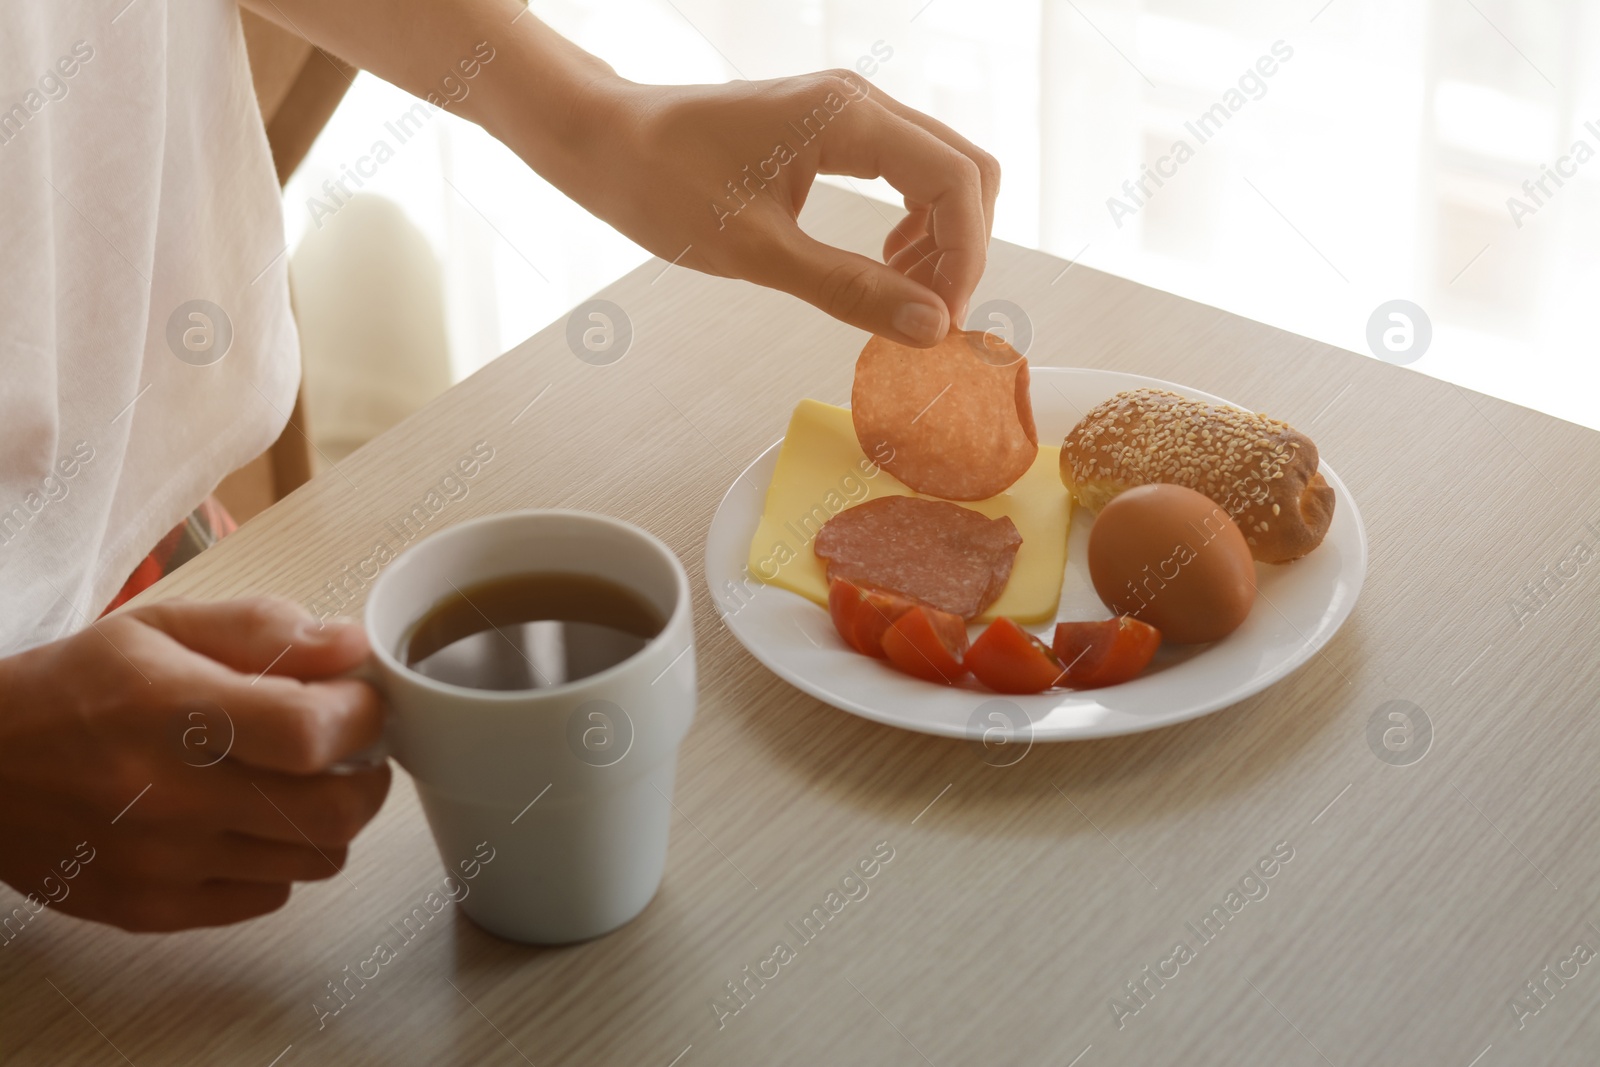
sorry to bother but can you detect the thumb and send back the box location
[766,229,951,348]
[132,597,369,681]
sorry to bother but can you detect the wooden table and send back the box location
[7,184,1600,1066]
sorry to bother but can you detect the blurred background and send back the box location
[277,0,1600,468]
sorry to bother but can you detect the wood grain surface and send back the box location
[5,184,1600,1066]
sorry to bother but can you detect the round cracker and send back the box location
[851,329,1037,500]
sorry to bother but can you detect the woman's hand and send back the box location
[545,71,1001,348]
[0,598,389,932]
[238,0,999,347]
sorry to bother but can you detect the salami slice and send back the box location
[813,496,1023,620]
[851,329,1038,501]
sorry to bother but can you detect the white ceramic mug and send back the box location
[360,510,696,944]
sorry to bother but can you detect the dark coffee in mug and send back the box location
[402,571,665,691]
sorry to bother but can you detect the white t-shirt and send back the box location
[0,0,298,654]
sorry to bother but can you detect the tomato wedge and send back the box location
[882,606,969,684]
[827,579,921,658]
[965,617,1065,694]
[1051,617,1162,689]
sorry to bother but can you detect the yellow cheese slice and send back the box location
[746,399,1070,624]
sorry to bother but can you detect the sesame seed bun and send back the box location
[1059,388,1334,563]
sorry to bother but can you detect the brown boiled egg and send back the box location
[1086,484,1256,644]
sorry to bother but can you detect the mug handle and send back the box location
[327,658,392,774]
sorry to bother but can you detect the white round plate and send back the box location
[704,367,1367,741]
